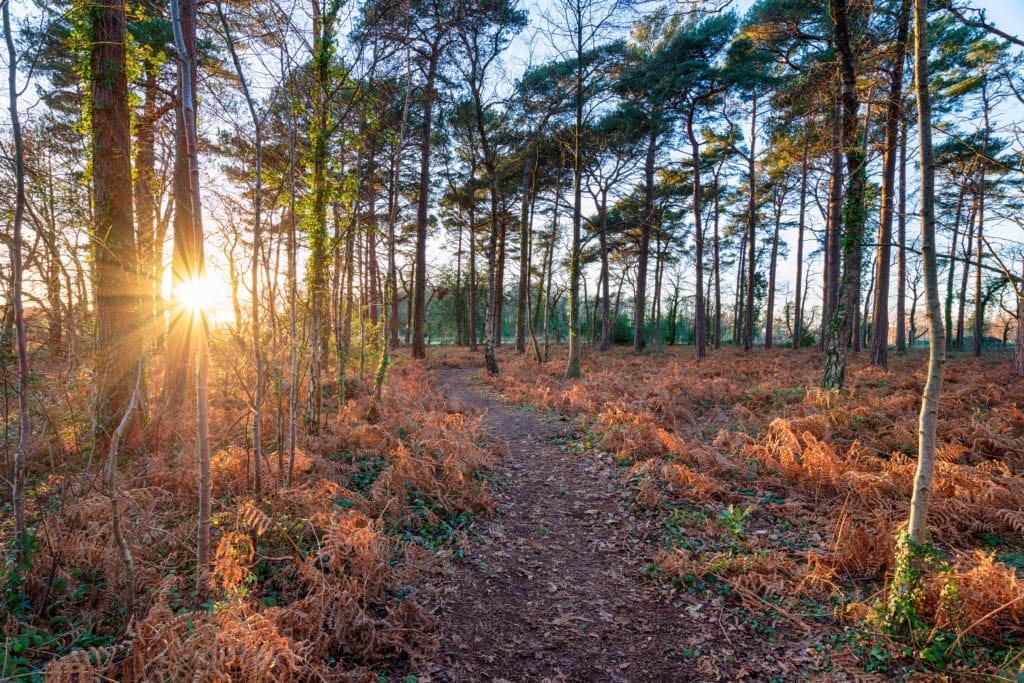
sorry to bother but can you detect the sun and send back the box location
[172,275,221,317]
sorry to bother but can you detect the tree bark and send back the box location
[974,88,989,357]
[92,0,139,449]
[1015,259,1024,376]
[766,196,781,349]
[305,0,339,431]
[734,225,747,346]
[566,18,585,378]
[906,0,944,548]
[134,63,162,332]
[794,136,808,350]
[484,173,501,373]
[4,0,31,545]
[166,104,196,404]
[413,50,440,360]
[340,201,357,394]
[286,103,299,485]
[956,206,975,350]
[821,107,844,350]
[688,117,706,359]
[870,0,910,367]
[821,0,868,389]
[106,361,142,611]
[170,0,211,576]
[495,212,507,345]
[896,114,908,353]
[599,199,612,351]
[388,143,401,349]
[217,0,264,490]
[743,94,758,352]
[515,154,533,353]
[634,132,656,353]
[468,182,479,351]
[713,167,722,349]
[945,187,965,349]
[376,74,413,400]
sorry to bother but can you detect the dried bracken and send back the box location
[20,358,494,681]
[480,346,1024,670]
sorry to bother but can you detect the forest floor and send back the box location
[409,346,1024,682]
[419,366,826,682]
[11,343,1024,681]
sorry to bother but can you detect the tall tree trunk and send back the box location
[586,275,594,343]
[92,0,139,449]
[945,187,965,349]
[217,0,264,490]
[599,197,611,351]
[305,0,339,433]
[376,76,412,400]
[871,0,909,367]
[515,154,533,353]
[956,206,975,350]
[388,145,401,349]
[170,0,211,576]
[413,50,440,360]
[566,30,584,378]
[455,202,465,346]
[896,114,908,353]
[134,64,161,331]
[688,115,706,359]
[405,267,413,345]
[495,215,507,345]
[1015,259,1024,376]
[367,158,381,326]
[532,229,546,333]
[613,267,625,333]
[734,225,747,346]
[341,202,357,395]
[909,279,919,346]
[166,103,196,404]
[821,0,868,389]
[286,97,299,485]
[744,94,758,352]
[468,191,479,351]
[821,107,844,350]
[713,169,722,349]
[862,266,875,349]
[542,209,557,362]
[766,199,780,349]
[4,0,31,545]
[905,0,943,552]
[704,274,712,344]
[652,234,664,326]
[974,90,989,357]
[484,172,501,373]
[634,131,656,353]
[794,136,808,349]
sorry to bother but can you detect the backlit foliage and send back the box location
[10,358,494,681]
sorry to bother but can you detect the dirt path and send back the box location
[427,368,705,683]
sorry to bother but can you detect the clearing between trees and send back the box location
[431,367,708,681]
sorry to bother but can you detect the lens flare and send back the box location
[173,276,217,315]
